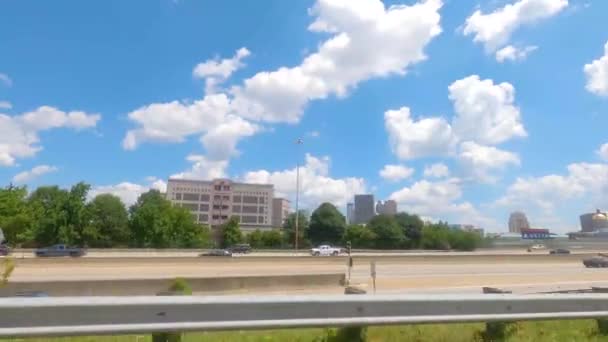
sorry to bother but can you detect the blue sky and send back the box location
[1,0,607,232]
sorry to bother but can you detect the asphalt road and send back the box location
[9,254,608,294]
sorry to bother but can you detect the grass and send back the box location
[3,320,608,341]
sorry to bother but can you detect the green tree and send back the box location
[343,224,376,248]
[261,230,283,248]
[28,185,69,246]
[367,215,405,249]
[394,212,424,248]
[62,182,91,246]
[168,207,211,248]
[0,184,34,246]
[221,216,242,248]
[84,194,129,247]
[283,210,310,248]
[247,229,264,248]
[420,224,451,250]
[307,203,346,246]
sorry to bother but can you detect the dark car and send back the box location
[228,244,252,254]
[200,249,232,257]
[549,248,571,255]
[0,244,10,256]
[583,256,608,268]
[35,244,86,257]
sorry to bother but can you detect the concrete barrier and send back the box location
[0,273,346,297]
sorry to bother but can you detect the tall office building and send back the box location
[346,203,354,224]
[354,194,375,224]
[272,198,291,228]
[508,211,530,233]
[580,209,608,232]
[376,200,397,216]
[166,178,274,232]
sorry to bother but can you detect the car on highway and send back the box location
[310,245,341,256]
[583,255,608,268]
[200,249,232,257]
[0,244,10,256]
[34,244,86,257]
[527,244,545,252]
[549,248,571,255]
[228,243,252,254]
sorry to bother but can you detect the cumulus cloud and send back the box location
[423,163,449,178]
[379,164,414,182]
[384,106,456,159]
[89,178,168,206]
[0,101,11,110]
[598,143,608,161]
[193,47,251,94]
[242,153,366,210]
[584,41,608,97]
[0,73,12,87]
[12,165,58,184]
[449,75,526,145]
[458,141,520,182]
[495,45,538,62]
[0,106,100,166]
[171,155,229,180]
[463,0,568,52]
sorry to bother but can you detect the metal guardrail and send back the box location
[3,294,608,337]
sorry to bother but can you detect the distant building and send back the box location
[508,211,530,233]
[272,198,290,228]
[166,178,274,233]
[450,224,484,237]
[354,194,375,224]
[376,200,397,216]
[346,203,354,224]
[580,209,608,233]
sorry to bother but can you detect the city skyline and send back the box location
[1,0,608,233]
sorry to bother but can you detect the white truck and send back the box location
[310,245,341,256]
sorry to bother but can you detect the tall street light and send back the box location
[294,138,303,253]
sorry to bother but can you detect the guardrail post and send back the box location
[333,285,367,342]
[481,287,514,341]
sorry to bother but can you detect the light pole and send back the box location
[294,138,303,253]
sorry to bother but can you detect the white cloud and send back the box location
[458,141,520,182]
[0,106,100,166]
[12,165,58,184]
[89,178,168,206]
[496,162,608,213]
[379,164,414,182]
[449,75,526,145]
[423,163,449,178]
[308,130,321,138]
[193,47,251,94]
[242,153,366,210]
[171,154,229,180]
[384,106,457,159]
[598,143,608,161]
[231,0,443,123]
[495,45,538,62]
[389,178,496,226]
[0,73,12,87]
[463,0,568,52]
[584,41,608,97]
[0,101,11,110]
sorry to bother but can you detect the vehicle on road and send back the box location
[527,244,545,252]
[34,244,86,257]
[0,244,10,256]
[583,255,608,268]
[228,243,252,254]
[201,249,232,257]
[549,248,571,255]
[310,245,341,256]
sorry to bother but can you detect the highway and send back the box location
[8,253,608,294]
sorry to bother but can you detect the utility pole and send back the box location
[294,138,303,253]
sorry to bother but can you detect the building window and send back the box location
[182,203,198,211]
[213,205,221,210]
[259,197,265,204]
[222,195,230,201]
[258,216,264,223]
[259,206,265,214]
[243,196,257,204]
[200,194,210,201]
[183,193,199,201]
[223,185,230,191]
[214,185,221,191]
[233,195,241,203]
[221,215,228,220]
[242,205,257,214]
[222,205,229,210]
[175,193,182,200]
[241,216,257,224]
[213,195,221,200]
[199,214,208,222]
[212,215,219,220]
[233,205,241,213]
[199,204,209,212]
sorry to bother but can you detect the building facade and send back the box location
[166,178,274,232]
[346,203,354,224]
[580,209,608,232]
[508,211,530,233]
[376,200,397,216]
[272,198,290,228]
[354,194,375,224]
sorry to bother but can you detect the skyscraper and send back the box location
[508,211,530,233]
[354,194,375,224]
[346,202,354,224]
